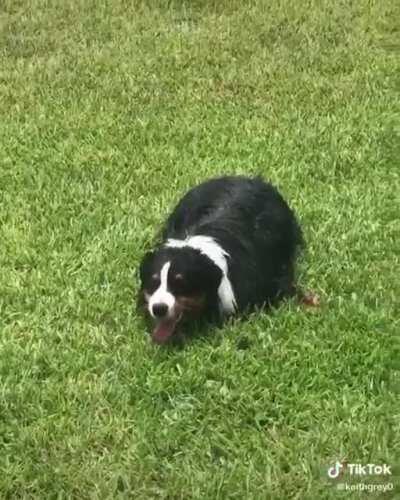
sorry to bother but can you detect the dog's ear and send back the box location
[196,254,223,293]
[139,251,155,283]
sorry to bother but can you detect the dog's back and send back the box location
[162,176,303,309]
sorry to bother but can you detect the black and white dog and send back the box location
[139,175,308,344]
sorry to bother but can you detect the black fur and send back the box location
[139,175,303,332]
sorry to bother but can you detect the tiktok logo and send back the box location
[327,462,343,479]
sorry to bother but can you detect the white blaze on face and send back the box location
[148,261,176,318]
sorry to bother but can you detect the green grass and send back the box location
[1,1,399,498]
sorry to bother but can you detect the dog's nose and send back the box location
[152,303,168,318]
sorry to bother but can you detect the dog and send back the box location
[138,175,307,344]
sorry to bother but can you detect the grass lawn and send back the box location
[1,1,399,498]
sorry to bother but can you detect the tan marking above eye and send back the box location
[152,273,159,280]
[174,273,184,280]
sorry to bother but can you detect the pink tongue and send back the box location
[152,319,177,344]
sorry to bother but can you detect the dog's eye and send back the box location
[150,275,160,289]
[170,274,190,295]
[171,273,184,285]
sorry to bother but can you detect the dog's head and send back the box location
[138,246,222,343]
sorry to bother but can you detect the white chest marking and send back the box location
[165,235,237,315]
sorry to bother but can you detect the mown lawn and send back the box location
[0,1,399,498]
